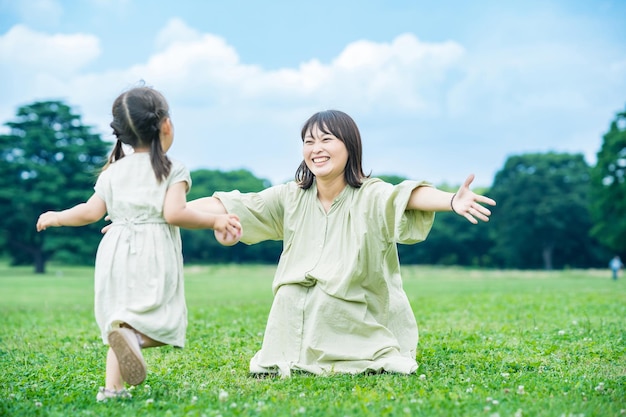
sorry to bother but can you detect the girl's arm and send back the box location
[36,194,107,231]
[407,174,496,224]
[163,182,242,244]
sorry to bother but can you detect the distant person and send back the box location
[36,86,242,401]
[609,255,623,280]
[188,109,496,377]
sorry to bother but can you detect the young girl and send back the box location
[36,86,242,401]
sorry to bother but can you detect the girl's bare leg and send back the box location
[105,347,125,391]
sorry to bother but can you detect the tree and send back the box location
[488,152,602,269]
[0,101,110,273]
[590,106,626,255]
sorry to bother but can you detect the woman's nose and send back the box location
[311,141,323,152]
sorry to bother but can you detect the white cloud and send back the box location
[154,17,203,50]
[0,25,100,75]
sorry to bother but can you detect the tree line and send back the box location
[1,101,624,273]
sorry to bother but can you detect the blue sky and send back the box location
[1,0,625,187]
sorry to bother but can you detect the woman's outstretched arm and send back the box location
[407,174,496,224]
[187,196,228,214]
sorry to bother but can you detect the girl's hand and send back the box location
[101,215,112,234]
[213,214,242,246]
[36,211,61,231]
[451,174,497,224]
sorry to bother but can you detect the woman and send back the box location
[191,109,495,377]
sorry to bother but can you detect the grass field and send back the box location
[0,263,624,416]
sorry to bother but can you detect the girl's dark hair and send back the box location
[104,86,172,182]
[295,110,368,189]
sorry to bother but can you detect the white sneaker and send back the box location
[96,387,132,402]
[107,328,147,385]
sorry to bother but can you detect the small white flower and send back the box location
[192,396,198,403]
[299,392,306,397]
[492,399,499,405]
[558,330,566,336]
[419,374,426,380]
[219,389,229,402]
[230,402,237,408]
[501,372,510,378]
[514,409,523,417]
[595,382,605,392]
[146,398,154,404]
[298,407,306,414]
[35,401,42,407]
[466,387,473,393]
[517,385,525,395]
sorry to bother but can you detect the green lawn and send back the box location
[0,263,624,416]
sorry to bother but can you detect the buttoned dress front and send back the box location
[214,178,435,376]
[93,153,190,347]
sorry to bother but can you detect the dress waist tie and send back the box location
[110,217,167,254]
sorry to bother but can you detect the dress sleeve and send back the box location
[213,184,286,244]
[384,180,436,244]
[168,160,192,192]
[93,169,110,201]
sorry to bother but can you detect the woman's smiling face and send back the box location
[302,123,349,183]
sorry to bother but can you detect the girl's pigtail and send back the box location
[150,138,172,183]
[101,140,126,172]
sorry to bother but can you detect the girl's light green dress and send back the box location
[215,178,435,376]
[94,153,190,347]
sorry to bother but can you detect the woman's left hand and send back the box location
[451,174,497,224]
